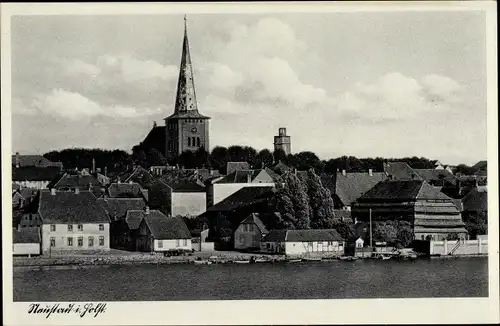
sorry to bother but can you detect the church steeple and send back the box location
[174,15,199,115]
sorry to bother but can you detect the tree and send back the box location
[194,147,209,168]
[255,149,274,168]
[209,146,230,173]
[396,221,414,248]
[274,181,297,229]
[146,148,168,168]
[332,221,354,240]
[273,149,287,164]
[284,172,311,229]
[306,169,335,228]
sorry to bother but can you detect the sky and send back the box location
[10,11,488,165]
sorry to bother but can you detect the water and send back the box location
[13,257,488,301]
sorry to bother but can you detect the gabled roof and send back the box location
[124,210,153,230]
[226,162,250,174]
[13,227,40,244]
[107,182,145,198]
[140,126,166,156]
[240,213,268,234]
[50,173,100,189]
[142,214,192,239]
[333,172,389,206]
[12,167,61,182]
[383,162,421,181]
[12,155,62,168]
[262,229,343,242]
[12,183,21,192]
[161,179,205,192]
[215,168,277,184]
[97,198,147,220]
[414,169,457,185]
[39,190,109,224]
[416,181,455,201]
[207,186,275,213]
[357,180,424,202]
[462,188,488,212]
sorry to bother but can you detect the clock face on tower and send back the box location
[191,127,197,133]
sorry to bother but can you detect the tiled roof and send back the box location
[51,173,100,189]
[333,172,388,206]
[108,182,144,198]
[270,162,292,175]
[13,227,41,243]
[215,169,277,184]
[162,179,206,192]
[462,188,488,212]
[414,169,457,185]
[383,162,421,181]
[143,215,192,239]
[226,162,250,174]
[357,180,424,201]
[240,213,268,234]
[140,126,166,156]
[12,183,20,192]
[124,210,152,230]
[12,155,62,168]
[416,181,454,201]
[39,190,109,224]
[12,167,61,182]
[206,186,275,213]
[262,229,343,242]
[97,198,147,220]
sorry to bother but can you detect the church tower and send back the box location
[164,16,210,161]
[274,127,291,155]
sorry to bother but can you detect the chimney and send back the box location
[368,169,373,176]
[144,206,150,215]
[294,168,297,175]
[342,170,346,176]
[129,180,133,184]
[15,152,20,168]
[247,173,252,183]
[75,187,80,194]
[92,158,96,174]
[117,179,121,184]
[51,188,56,196]
[88,183,93,191]
[104,166,108,177]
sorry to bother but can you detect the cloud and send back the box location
[336,72,463,121]
[32,89,161,120]
[64,59,101,77]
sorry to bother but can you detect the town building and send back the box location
[113,165,154,188]
[48,172,101,191]
[273,128,291,155]
[260,229,344,257]
[38,189,110,254]
[136,212,192,253]
[191,227,214,252]
[140,17,211,160]
[12,153,63,169]
[383,162,422,181]
[149,178,206,218]
[13,227,41,256]
[12,167,62,189]
[107,182,149,201]
[352,180,467,241]
[208,168,279,206]
[234,213,269,251]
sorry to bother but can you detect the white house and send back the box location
[136,213,192,252]
[260,229,345,257]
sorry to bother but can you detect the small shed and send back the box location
[13,228,41,256]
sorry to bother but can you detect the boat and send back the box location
[234,260,251,264]
[339,256,358,261]
[254,258,268,263]
[373,253,392,260]
[193,260,212,265]
[286,259,302,263]
[302,257,322,262]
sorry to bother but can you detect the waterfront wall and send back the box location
[429,238,488,256]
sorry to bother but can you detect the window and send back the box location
[188,137,191,146]
[183,239,187,246]
[50,224,56,232]
[67,237,73,246]
[158,240,163,248]
[308,242,313,248]
[50,237,56,247]
[99,236,104,246]
[266,243,271,249]
[99,224,104,231]
[78,224,83,231]
[421,235,425,240]
[78,237,83,247]
[176,239,180,247]
[88,236,94,247]
[196,137,200,147]
[68,225,73,232]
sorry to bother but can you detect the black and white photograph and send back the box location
[2,2,498,325]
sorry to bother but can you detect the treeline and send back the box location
[44,145,477,176]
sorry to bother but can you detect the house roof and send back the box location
[226,162,250,174]
[215,168,278,184]
[114,165,154,186]
[12,155,62,168]
[161,179,206,192]
[206,186,275,213]
[140,126,166,157]
[414,169,457,185]
[12,167,61,182]
[12,183,21,192]
[13,227,41,244]
[50,173,100,189]
[472,160,487,172]
[383,162,421,181]
[357,180,427,202]
[240,213,268,234]
[39,190,109,224]
[143,214,192,239]
[333,172,389,206]
[270,161,292,175]
[262,229,343,242]
[416,181,455,201]
[108,182,145,198]
[124,210,153,230]
[97,198,147,220]
[462,188,488,212]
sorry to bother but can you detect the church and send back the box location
[140,17,211,162]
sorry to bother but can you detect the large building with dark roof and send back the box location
[352,180,467,241]
[137,212,192,252]
[38,189,110,253]
[139,17,210,161]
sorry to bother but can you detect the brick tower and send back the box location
[164,16,210,160]
[274,127,291,155]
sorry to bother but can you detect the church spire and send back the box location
[174,14,198,114]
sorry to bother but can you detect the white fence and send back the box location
[430,238,488,256]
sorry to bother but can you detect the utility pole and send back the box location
[369,208,373,248]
